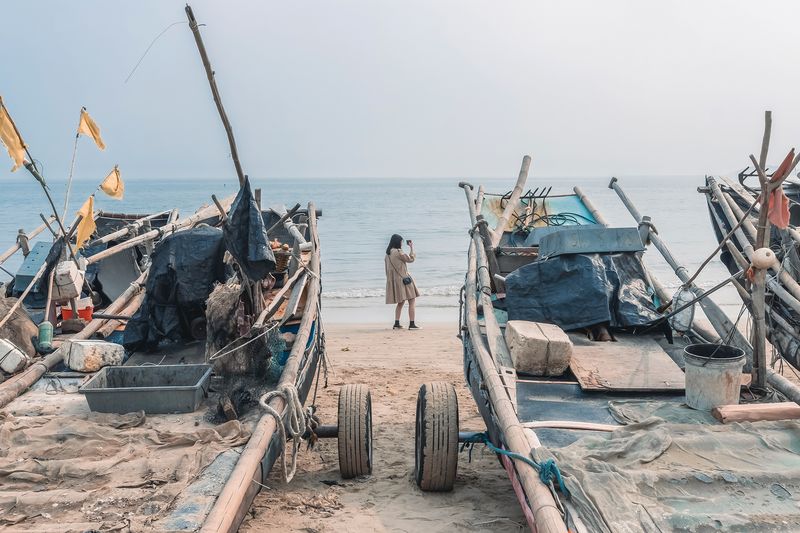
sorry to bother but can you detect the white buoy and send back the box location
[752,247,776,270]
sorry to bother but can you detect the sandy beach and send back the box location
[240,322,526,533]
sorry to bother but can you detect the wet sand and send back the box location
[240,322,526,532]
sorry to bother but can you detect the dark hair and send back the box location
[386,234,403,255]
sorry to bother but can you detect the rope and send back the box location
[462,432,569,496]
[208,321,280,361]
[258,384,307,483]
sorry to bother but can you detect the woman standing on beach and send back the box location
[385,234,420,329]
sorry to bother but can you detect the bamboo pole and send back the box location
[85,210,172,247]
[476,185,485,213]
[491,155,531,247]
[0,216,55,266]
[201,203,321,533]
[609,177,752,355]
[86,199,229,265]
[273,204,308,246]
[96,290,145,338]
[0,270,148,408]
[573,186,609,226]
[0,261,48,329]
[464,238,566,533]
[185,5,245,187]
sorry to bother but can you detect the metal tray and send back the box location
[79,364,212,414]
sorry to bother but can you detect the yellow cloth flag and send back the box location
[77,108,105,150]
[99,165,124,199]
[75,196,97,249]
[0,99,26,172]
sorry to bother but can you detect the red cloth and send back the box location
[768,149,795,229]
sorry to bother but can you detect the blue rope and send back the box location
[464,432,570,496]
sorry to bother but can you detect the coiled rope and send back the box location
[259,384,307,483]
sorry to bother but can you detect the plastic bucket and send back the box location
[683,343,745,410]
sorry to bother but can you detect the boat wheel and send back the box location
[337,384,373,479]
[415,381,459,491]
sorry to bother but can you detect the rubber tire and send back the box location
[338,384,373,479]
[415,381,459,491]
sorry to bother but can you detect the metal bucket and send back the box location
[683,343,745,410]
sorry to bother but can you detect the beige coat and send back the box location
[385,248,420,304]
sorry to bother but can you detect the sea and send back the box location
[0,175,742,324]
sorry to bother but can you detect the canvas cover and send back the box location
[223,177,275,280]
[504,252,661,331]
[123,226,226,351]
[545,415,800,532]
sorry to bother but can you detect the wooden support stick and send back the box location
[0,216,55,266]
[573,186,609,226]
[491,155,531,247]
[521,420,619,432]
[712,401,800,424]
[212,194,228,222]
[185,5,246,187]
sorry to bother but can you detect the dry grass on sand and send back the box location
[240,323,526,533]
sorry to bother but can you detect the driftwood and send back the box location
[712,402,800,424]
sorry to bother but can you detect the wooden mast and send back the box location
[185,4,246,187]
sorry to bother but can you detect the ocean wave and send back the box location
[323,284,462,299]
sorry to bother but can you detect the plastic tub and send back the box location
[683,343,745,410]
[79,364,212,414]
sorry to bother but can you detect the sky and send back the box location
[1,1,800,183]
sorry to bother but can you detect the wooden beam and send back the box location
[712,402,800,424]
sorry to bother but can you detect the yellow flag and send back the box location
[75,196,97,249]
[99,165,124,200]
[77,108,105,150]
[0,98,26,172]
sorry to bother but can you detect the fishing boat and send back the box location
[0,190,371,532]
[702,172,800,368]
[412,156,800,532]
[0,6,373,532]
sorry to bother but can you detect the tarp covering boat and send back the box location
[123,226,226,351]
[548,414,800,532]
[223,178,276,280]
[505,251,661,330]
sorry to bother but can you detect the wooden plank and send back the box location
[712,402,800,424]
[568,334,685,391]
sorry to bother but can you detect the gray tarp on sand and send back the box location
[542,414,800,532]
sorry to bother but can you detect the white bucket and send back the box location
[683,343,745,410]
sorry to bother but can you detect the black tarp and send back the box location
[123,226,226,351]
[505,252,661,331]
[223,178,275,280]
